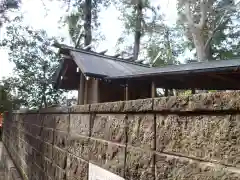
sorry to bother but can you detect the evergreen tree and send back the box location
[1,24,65,108]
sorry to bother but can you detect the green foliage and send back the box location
[0,24,65,108]
[147,26,185,67]
[60,0,110,47]
[177,0,240,60]
[0,0,21,26]
[0,82,22,112]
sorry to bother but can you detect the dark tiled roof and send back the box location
[108,59,240,79]
[56,44,151,78]
[54,43,240,90]
[70,50,151,78]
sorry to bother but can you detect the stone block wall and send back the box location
[0,142,22,180]
[2,92,240,180]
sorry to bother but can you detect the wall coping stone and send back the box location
[11,91,240,114]
[154,91,240,112]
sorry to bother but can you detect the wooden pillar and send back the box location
[93,79,99,103]
[151,81,156,98]
[78,73,85,105]
[84,78,88,104]
[191,88,196,94]
[124,84,129,101]
[164,88,168,96]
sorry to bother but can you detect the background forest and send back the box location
[0,0,240,110]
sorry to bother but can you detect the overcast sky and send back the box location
[0,0,177,79]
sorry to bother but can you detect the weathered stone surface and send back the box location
[53,146,67,169]
[55,114,69,132]
[125,146,154,180]
[31,138,43,152]
[43,114,56,128]
[66,154,88,180]
[43,157,54,178]
[154,95,189,112]
[155,153,240,180]
[6,91,240,180]
[54,131,68,149]
[41,128,54,144]
[90,101,125,112]
[68,135,89,161]
[30,124,42,137]
[31,163,43,180]
[25,114,38,125]
[32,148,44,168]
[91,114,126,143]
[40,106,69,113]
[124,98,153,112]
[156,115,240,167]
[69,114,90,136]
[154,91,240,112]
[89,139,125,176]
[127,114,154,149]
[42,142,53,160]
[54,165,66,180]
[18,139,27,155]
[70,105,90,113]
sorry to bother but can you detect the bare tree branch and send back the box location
[204,10,230,49]
[197,0,207,29]
[185,1,195,27]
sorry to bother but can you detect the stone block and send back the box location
[53,146,67,169]
[54,165,66,180]
[54,131,68,149]
[91,114,126,143]
[25,114,38,125]
[124,98,153,112]
[90,101,125,112]
[156,114,240,167]
[70,105,90,113]
[69,114,90,136]
[43,157,54,178]
[42,142,53,160]
[127,114,154,149]
[125,146,154,180]
[66,154,88,180]
[153,91,240,112]
[19,130,25,139]
[41,128,54,144]
[24,122,31,134]
[154,95,189,112]
[55,114,69,132]
[40,106,68,113]
[68,134,89,161]
[31,124,42,137]
[32,148,44,169]
[89,139,125,176]
[155,153,240,180]
[43,114,56,128]
[31,137,43,151]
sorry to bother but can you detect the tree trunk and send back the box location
[192,27,208,62]
[84,0,92,46]
[133,2,142,60]
[165,29,173,64]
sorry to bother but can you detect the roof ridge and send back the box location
[59,44,150,68]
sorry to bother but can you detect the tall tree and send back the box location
[147,25,185,67]
[1,24,65,108]
[178,0,240,62]
[61,0,110,47]
[114,0,158,60]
